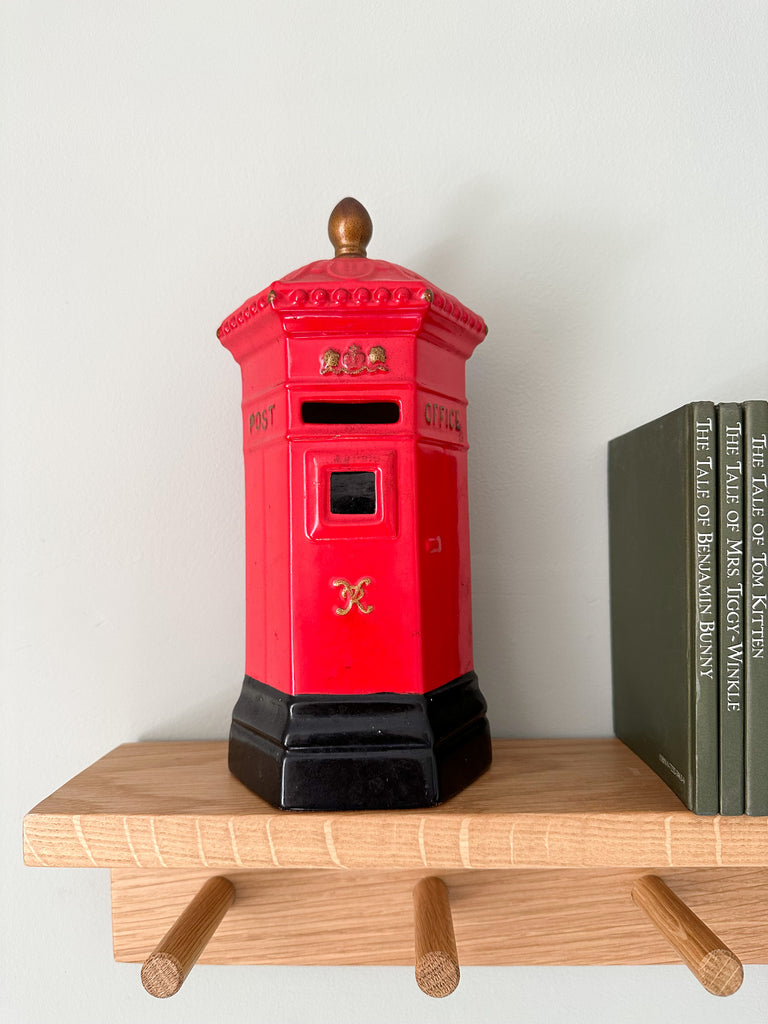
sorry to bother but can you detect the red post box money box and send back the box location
[218,199,491,810]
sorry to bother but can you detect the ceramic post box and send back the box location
[218,198,491,810]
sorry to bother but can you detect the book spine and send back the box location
[690,403,718,814]
[744,401,768,814]
[717,404,744,814]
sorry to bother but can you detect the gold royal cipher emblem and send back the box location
[320,344,389,375]
[332,577,373,615]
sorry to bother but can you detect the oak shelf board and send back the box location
[23,738,768,871]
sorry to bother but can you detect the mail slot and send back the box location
[301,401,400,424]
[217,198,492,810]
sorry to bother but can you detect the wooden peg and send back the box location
[141,876,235,998]
[631,874,743,996]
[413,876,460,997]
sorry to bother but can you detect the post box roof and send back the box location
[217,198,487,346]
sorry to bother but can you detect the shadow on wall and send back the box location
[138,684,235,741]
[412,180,642,736]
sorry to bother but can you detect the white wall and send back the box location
[3,2,768,1021]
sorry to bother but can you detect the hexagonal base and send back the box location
[228,672,492,810]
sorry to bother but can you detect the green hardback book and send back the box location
[744,400,768,815]
[717,403,744,815]
[609,402,718,814]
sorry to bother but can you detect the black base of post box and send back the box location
[228,672,492,811]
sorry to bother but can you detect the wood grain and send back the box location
[141,876,234,997]
[413,877,459,996]
[632,875,743,995]
[23,740,768,870]
[110,867,768,966]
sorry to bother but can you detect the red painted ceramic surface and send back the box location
[219,252,485,696]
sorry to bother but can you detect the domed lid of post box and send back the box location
[217,198,487,355]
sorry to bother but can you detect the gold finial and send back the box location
[328,197,373,258]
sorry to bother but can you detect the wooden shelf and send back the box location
[23,738,768,870]
[23,739,768,974]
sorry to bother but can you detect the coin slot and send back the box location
[302,402,400,425]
